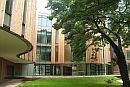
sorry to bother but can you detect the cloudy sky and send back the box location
[37,0,51,14]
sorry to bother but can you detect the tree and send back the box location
[47,0,130,87]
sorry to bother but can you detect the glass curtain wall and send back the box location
[34,14,52,75]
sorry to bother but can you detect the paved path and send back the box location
[0,79,22,87]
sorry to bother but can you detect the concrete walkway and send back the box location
[0,79,22,87]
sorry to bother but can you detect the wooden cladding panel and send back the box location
[86,41,110,64]
[10,0,24,35]
[51,28,56,64]
[51,29,65,64]
[58,29,64,64]
[24,0,36,62]
[86,45,92,63]
[86,46,102,64]
[104,47,110,64]
[0,0,6,27]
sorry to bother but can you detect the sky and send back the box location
[37,0,51,14]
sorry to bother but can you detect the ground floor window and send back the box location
[33,64,72,76]
[86,64,112,75]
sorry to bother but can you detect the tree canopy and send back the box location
[47,0,130,86]
[47,0,130,60]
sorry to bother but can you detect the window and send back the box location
[23,0,27,24]
[4,0,13,28]
[37,31,47,44]
[127,50,130,60]
[22,0,27,35]
[38,17,42,26]
[55,46,58,62]
[37,33,41,43]
[41,31,47,44]
[36,46,51,62]
[41,17,46,26]
[36,46,41,62]
[46,19,52,27]
[55,30,59,44]
[47,32,51,44]
[4,13,11,27]
[5,0,13,14]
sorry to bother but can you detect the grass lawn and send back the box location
[19,76,122,87]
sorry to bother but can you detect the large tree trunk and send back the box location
[94,20,130,87]
[116,52,130,87]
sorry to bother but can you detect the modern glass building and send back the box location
[33,0,130,76]
[34,13,72,76]
[34,13,52,75]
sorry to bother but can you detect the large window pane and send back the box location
[46,19,52,27]
[4,13,11,26]
[36,46,51,62]
[41,31,47,44]
[55,46,58,62]
[37,33,41,43]
[38,18,42,26]
[5,0,13,14]
[47,32,51,44]
[22,0,27,24]
[55,30,59,44]
[41,17,46,26]
[36,46,40,62]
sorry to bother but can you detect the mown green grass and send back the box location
[19,76,122,87]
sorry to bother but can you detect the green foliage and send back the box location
[47,0,130,61]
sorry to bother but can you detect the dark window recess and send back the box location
[22,23,25,37]
[47,32,51,44]
[55,30,59,44]
[37,30,52,44]
[36,46,51,62]
[5,0,13,14]
[22,0,27,35]
[4,0,13,28]
[55,46,58,62]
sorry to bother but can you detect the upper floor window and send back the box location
[22,0,27,35]
[55,30,59,44]
[3,0,13,28]
[38,15,52,28]
[5,0,13,14]
[37,30,51,44]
